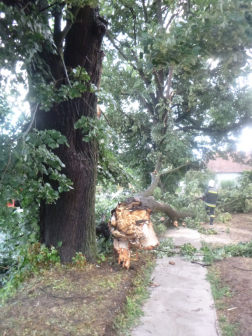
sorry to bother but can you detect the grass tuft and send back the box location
[113,253,156,335]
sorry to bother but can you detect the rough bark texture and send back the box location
[135,172,194,222]
[34,7,107,263]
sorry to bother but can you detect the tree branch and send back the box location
[53,6,80,55]
[176,117,252,135]
[136,174,160,198]
[138,94,155,117]
[165,67,173,99]
[153,70,165,100]
[159,162,190,176]
[141,0,148,22]
[106,32,137,70]
[157,0,163,26]
[137,196,195,221]
[155,153,163,172]
[135,158,191,198]
[106,31,151,88]
[217,197,252,209]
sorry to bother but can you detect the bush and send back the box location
[72,252,87,269]
[220,180,236,190]
[0,242,60,304]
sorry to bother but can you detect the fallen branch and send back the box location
[232,265,252,272]
[191,261,212,267]
[39,287,94,300]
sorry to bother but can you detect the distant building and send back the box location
[207,154,252,187]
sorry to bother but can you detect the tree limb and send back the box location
[153,70,165,100]
[53,6,80,55]
[217,197,252,209]
[166,12,179,29]
[107,31,152,88]
[155,153,163,172]
[136,160,191,198]
[137,196,195,221]
[141,0,148,22]
[138,94,155,117]
[176,117,252,135]
[157,0,163,26]
[106,32,138,69]
[136,174,160,198]
[159,162,190,176]
[165,67,173,99]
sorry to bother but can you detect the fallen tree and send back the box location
[134,158,195,222]
[109,158,196,269]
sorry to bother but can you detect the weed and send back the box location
[72,252,87,269]
[201,241,252,263]
[114,254,155,335]
[218,314,240,336]
[0,242,60,304]
[207,271,232,301]
[207,268,239,336]
[221,320,240,336]
[217,212,232,224]
[153,237,174,258]
[180,243,198,256]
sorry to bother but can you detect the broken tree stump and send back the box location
[109,198,159,269]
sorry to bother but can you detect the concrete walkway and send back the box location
[132,228,220,336]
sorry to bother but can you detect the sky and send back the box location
[237,127,252,153]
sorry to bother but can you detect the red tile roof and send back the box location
[207,155,252,173]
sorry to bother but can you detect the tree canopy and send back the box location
[100,0,252,188]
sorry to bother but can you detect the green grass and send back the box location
[207,268,239,336]
[218,316,240,336]
[113,254,156,335]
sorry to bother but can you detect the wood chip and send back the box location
[149,281,160,287]
[227,307,237,311]
[169,261,175,265]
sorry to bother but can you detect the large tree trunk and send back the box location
[35,7,107,263]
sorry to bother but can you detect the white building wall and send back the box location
[216,173,241,188]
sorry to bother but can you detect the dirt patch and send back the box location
[199,213,252,335]
[213,257,252,336]
[0,252,155,336]
[200,213,252,246]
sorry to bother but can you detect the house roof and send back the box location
[207,155,252,173]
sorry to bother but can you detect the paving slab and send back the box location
[132,228,220,336]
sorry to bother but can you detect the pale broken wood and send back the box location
[109,198,159,269]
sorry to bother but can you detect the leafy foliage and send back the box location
[179,241,252,264]
[153,237,174,258]
[0,0,103,269]
[0,243,60,304]
[217,171,252,213]
[72,252,87,269]
[101,0,252,190]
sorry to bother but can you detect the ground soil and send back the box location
[200,213,252,336]
[213,257,252,336]
[0,252,154,336]
[200,213,252,246]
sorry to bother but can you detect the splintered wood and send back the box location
[109,198,159,269]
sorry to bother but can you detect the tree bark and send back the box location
[35,7,107,263]
[135,161,195,222]
[136,196,194,222]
